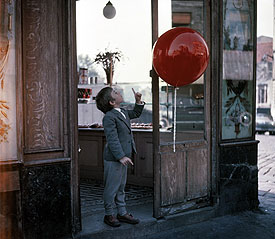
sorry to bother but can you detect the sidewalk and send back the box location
[74,135,275,239]
[145,196,275,239]
[75,193,275,239]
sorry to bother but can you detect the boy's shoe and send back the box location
[104,215,121,227]
[117,213,140,224]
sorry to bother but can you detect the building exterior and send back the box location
[0,1,258,238]
[273,0,275,119]
[256,36,274,117]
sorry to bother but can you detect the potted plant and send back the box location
[94,50,122,86]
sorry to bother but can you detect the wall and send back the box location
[218,142,259,214]
[0,0,21,237]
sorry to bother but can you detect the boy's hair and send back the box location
[95,87,115,113]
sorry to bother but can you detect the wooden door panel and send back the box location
[160,151,186,206]
[78,131,104,180]
[20,0,80,236]
[22,0,64,155]
[138,134,153,178]
[79,139,101,167]
[186,148,208,199]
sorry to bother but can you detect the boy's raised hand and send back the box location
[132,88,142,104]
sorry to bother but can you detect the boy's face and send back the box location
[110,88,123,107]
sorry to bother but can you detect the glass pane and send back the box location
[222,0,254,140]
[0,0,17,160]
[76,0,152,128]
[160,0,206,144]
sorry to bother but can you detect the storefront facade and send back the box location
[0,0,258,238]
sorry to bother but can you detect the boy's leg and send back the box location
[109,159,140,225]
[115,164,140,224]
[103,160,125,215]
[115,163,127,216]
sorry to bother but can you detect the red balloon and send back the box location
[152,27,209,87]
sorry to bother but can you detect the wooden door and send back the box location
[20,0,80,236]
[152,0,211,218]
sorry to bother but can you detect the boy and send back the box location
[95,87,144,227]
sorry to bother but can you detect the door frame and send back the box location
[71,0,215,228]
[70,0,82,234]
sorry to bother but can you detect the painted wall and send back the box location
[0,0,17,161]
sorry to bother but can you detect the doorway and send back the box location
[75,0,211,232]
[76,0,156,228]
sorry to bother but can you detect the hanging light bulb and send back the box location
[103,1,116,19]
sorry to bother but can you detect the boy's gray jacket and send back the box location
[103,104,144,161]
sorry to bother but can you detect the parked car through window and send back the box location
[256,113,275,135]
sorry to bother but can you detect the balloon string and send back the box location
[173,87,177,152]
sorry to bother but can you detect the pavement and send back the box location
[73,134,275,239]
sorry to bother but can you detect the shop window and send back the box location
[221,0,255,140]
[160,0,205,144]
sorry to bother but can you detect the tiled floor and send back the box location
[80,178,153,217]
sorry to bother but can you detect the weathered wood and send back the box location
[204,0,212,203]
[159,139,207,153]
[210,0,221,203]
[155,0,212,217]
[186,148,208,199]
[137,133,153,179]
[159,146,208,207]
[22,0,64,154]
[68,0,81,234]
[151,0,161,218]
[160,151,186,206]
[20,0,80,236]
[79,138,101,167]
[78,132,103,179]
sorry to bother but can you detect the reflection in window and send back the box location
[160,0,205,144]
[172,12,192,27]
